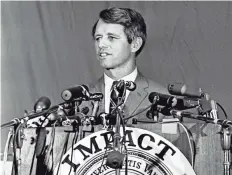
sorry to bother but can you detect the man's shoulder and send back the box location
[138,73,169,95]
[85,76,104,93]
[146,78,169,94]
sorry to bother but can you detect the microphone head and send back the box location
[105,150,125,169]
[148,92,170,104]
[148,92,179,108]
[168,82,202,98]
[61,90,72,101]
[61,85,89,101]
[148,92,158,103]
[48,111,83,124]
[34,96,51,112]
[125,81,136,91]
[114,80,124,94]
[81,106,89,115]
[66,114,82,123]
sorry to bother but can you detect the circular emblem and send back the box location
[55,127,196,175]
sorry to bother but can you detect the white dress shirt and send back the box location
[104,67,138,113]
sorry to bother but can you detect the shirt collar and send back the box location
[104,67,138,86]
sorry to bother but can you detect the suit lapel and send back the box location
[94,76,105,114]
[124,72,149,117]
[93,73,149,117]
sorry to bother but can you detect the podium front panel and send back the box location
[18,123,228,175]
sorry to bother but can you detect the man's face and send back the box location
[94,19,134,69]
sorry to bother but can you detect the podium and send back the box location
[8,123,230,174]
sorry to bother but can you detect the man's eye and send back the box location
[108,36,115,41]
[95,37,101,41]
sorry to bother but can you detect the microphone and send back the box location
[98,112,108,126]
[89,93,103,101]
[168,83,202,98]
[91,101,99,117]
[81,106,89,115]
[26,96,51,127]
[148,92,198,110]
[171,110,232,126]
[47,111,83,123]
[113,80,124,94]
[125,81,136,91]
[146,105,159,120]
[89,101,101,125]
[114,80,136,92]
[210,100,218,119]
[61,85,89,101]
[106,150,125,169]
[146,105,173,118]
[34,96,51,112]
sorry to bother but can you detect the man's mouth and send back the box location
[99,52,111,57]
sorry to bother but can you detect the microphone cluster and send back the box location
[147,83,224,124]
[2,81,229,129]
[1,79,139,129]
[0,84,104,129]
[148,92,198,111]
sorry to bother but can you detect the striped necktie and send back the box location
[108,81,121,125]
[109,81,119,114]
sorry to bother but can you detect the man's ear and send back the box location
[131,37,143,53]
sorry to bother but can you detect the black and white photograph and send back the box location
[1,1,232,175]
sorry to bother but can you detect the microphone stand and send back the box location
[0,100,81,175]
[114,110,121,175]
[0,107,58,129]
[0,99,83,130]
[220,126,232,175]
[110,105,127,175]
[106,80,128,175]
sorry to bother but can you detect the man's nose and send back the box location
[98,38,109,49]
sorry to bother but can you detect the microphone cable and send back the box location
[117,108,128,175]
[3,128,13,175]
[112,83,129,174]
[12,123,22,175]
[67,130,79,175]
[98,134,113,175]
[176,122,195,167]
[44,122,57,175]
[97,108,128,175]
[29,111,51,175]
[130,118,195,167]
[29,145,36,175]
[55,132,70,175]
[216,102,228,119]
[123,104,153,121]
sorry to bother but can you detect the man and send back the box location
[81,7,168,125]
[27,7,168,127]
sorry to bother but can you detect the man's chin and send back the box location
[105,67,113,70]
[103,66,114,70]
[100,62,114,70]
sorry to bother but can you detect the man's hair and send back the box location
[92,7,147,57]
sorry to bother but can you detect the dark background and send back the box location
[1,1,232,152]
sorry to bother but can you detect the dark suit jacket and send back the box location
[80,72,168,124]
